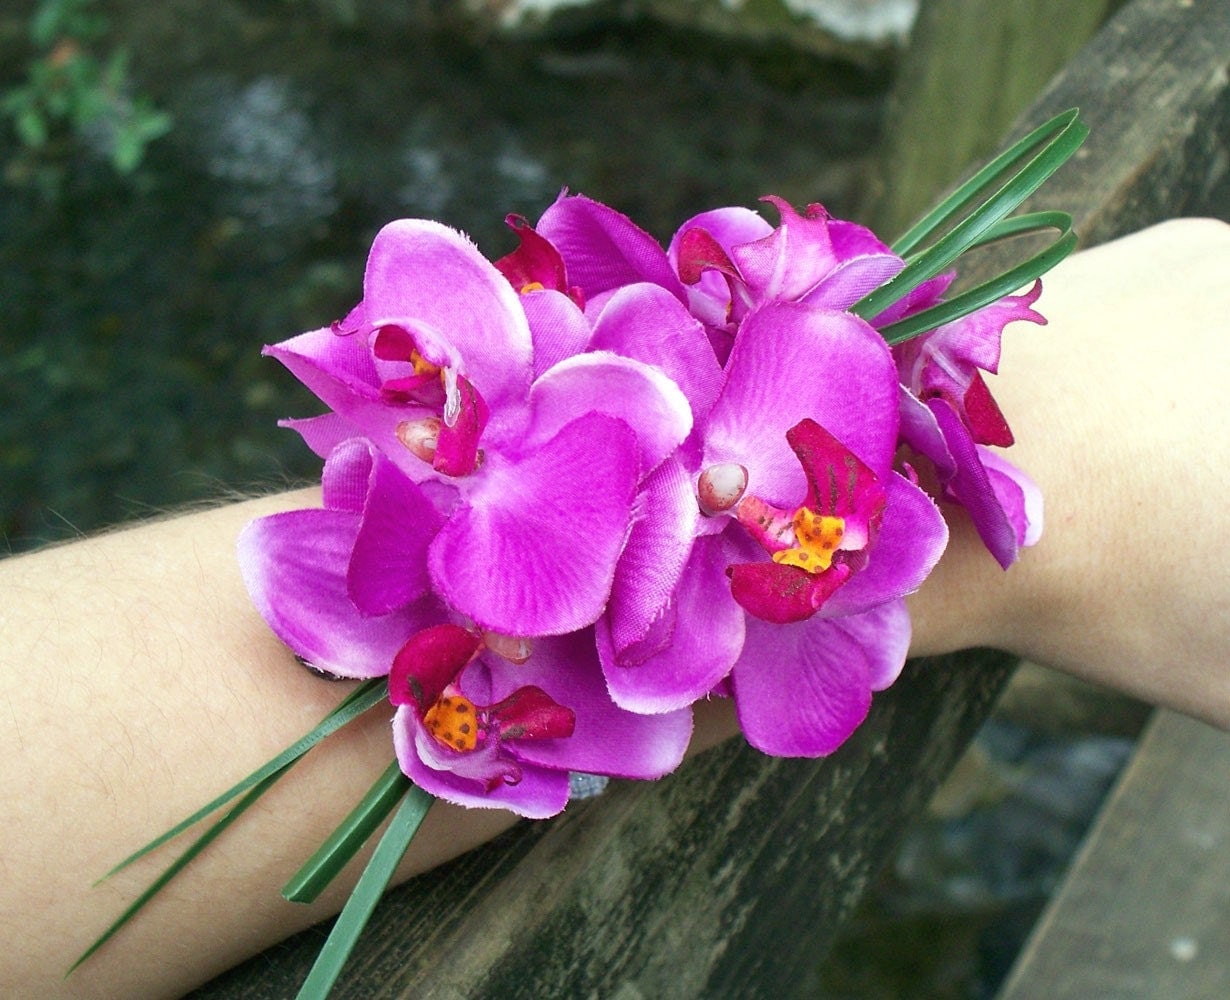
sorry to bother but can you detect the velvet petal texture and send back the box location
[395,698,571,818]
[817,472,948,618]
[731,599,911,757]
[587,282,724,433]
[362,218,533,412]
[526,351,693,475]
[506,631,692,778]
[428,412,641,636]
[703,304,900,501]
[599,533,747,714]
[346,449,446,616]
[603,456,699,666]
[536,191,687,304]
[238,508,438,679]
[391,632,691,817]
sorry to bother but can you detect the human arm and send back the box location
[908,217,1230,725]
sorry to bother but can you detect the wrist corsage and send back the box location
[75,110,1087,998]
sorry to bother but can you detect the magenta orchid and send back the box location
[239,189,1046,799]
[239,435,690,817]
[389,623,690,817]
[262,218,692,638]
[895,282,1046,567]
[587,290,948,756]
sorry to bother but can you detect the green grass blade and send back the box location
[853,111,1088,323]
[294,785,434,1000]
[100,678,388,880]
[282,759,411,904]
[70,678,390,976]
[890,109,1082,256]
[69,764,291,975]
[879,221,1077,345]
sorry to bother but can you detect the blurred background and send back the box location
[0,2,1146,996]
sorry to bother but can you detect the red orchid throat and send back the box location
[724,418,885,624]
[374,327,490,477]
[390,624,575,756]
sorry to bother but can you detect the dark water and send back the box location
[0,7,885,550]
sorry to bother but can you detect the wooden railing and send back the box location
[191,0,1230,995]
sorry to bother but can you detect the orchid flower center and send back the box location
[724,419,886,624]
[697,462,749,516]
[771,508,845,573]
[424,692,484,752]
[409,348,441,380]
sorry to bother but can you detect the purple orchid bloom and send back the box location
[240,436,691,817]
[591,294,948,757]
[389,623,691,818]
[238,437,446,679]
[536,192,950,363]
[261,218,693,638]
[895,282,1046,568]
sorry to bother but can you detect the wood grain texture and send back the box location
[871,0,1114,237]
[997,711,1230,999]
[190,0,1230,995]
[192,650,1015,999]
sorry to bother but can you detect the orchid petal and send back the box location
[527,352,692,474]
[393,705,570,818]
[429,412,640,635]
[505,632,692,779]
[387,624,482,709]
[599,534,746,713]
[588,283,725,423]
[348,451,446,615]
[363,219,533,409]
[237,509,435,678]
[923,279,1044,375]
[981,446,1044,547]
[320,437,375,513]
[536,192,686,302]
[492,213,571,297]
[729,197,840,304]
[730,600,902,758]
[432,374,489,477]
[519,288,593,377]
[819,472,948,617]
[668,206,773,269]
[605,457,698,663]
[928,397,1020,569]
[266,332,433,483]
[728,559,853,624]
[282,412,362,460]
[704,304,899,503]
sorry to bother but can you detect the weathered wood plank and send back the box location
[870,0,1115,237]
[192,650,1015,1000]
[190,0,1230,995]
[996,710,1230,999]
[1004,0,1230,245]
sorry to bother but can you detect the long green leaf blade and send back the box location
[853,111,1088,323]
[879,224,1078,345]
[294,785,434,1000]
[70,764,291,974]
[890,109,1082,255]
[282,759,411,904]
[100,678,388,880]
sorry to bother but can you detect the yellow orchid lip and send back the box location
[424,692,482,752]
[771,509,846,574]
